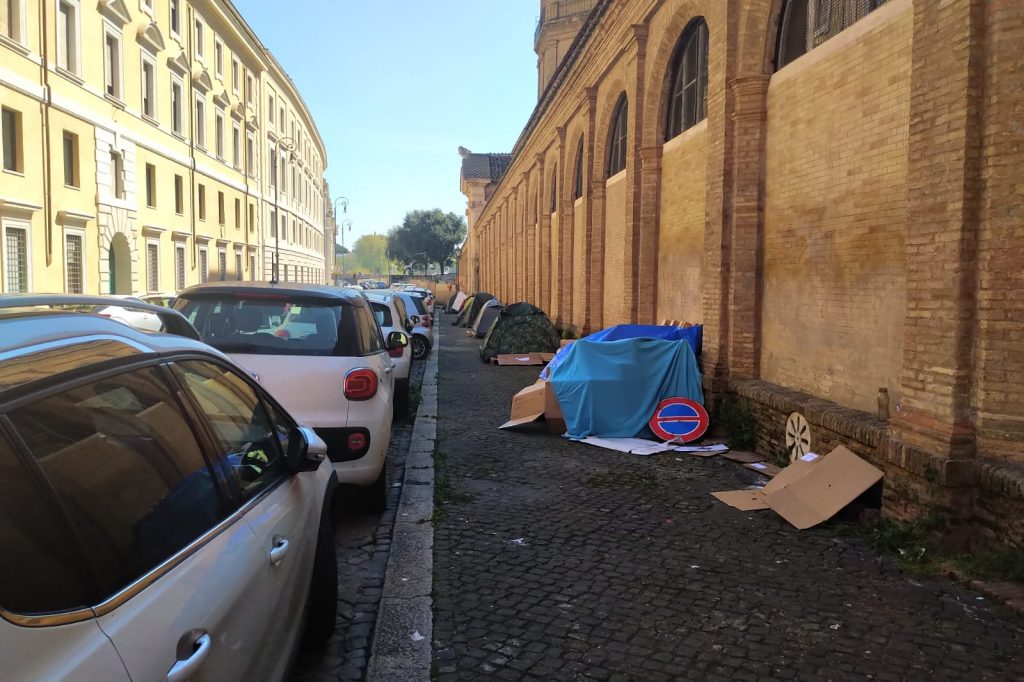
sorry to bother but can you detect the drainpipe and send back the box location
[186,6,197,268]
[40,0,54,267]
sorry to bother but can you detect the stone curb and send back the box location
[366,327,438,682]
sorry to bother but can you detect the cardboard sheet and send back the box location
[711,490,770,511]
[745,461,782,477]
[721,451,765,464]
[499,380,565,434]
[499,382,546,429]
[579,437,676,456]
[763,446,882,529]
[711,447,882,529]
[494,353,556,366]
[451,291,468,312]
[674,443,730,454]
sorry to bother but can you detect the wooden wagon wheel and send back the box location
[785,412,811,462]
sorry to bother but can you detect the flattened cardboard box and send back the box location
[712,447,882,529]
[494,353,558,366]
[499,380,565,433]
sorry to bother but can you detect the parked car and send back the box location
[141,292,178,308]
[363,291,413,416]
[396,291,434,360]
[405,287,435,315]
[93,294,165,332]
[174,282,406,511]
[0,297,338,681]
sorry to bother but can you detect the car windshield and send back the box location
[175,294,355,356]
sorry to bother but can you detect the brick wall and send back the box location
[657,123,707,326]
[458,0,1024,542]
[760,1,912,414]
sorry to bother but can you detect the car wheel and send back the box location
[394,378,410,417]
[303,506,338,648]
[363,460,388,513]
[412,335,429,360]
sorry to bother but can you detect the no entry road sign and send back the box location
[649,397,709,443]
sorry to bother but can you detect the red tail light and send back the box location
[422,314,431,325]
[344,368,378,400]
[388,345,404,358]
[347,432,367,451]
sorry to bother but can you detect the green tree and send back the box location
[347,234,390,274]
[388,209,466,274]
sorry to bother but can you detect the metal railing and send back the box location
[535,0,599,43]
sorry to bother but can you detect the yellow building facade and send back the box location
[0,0,330,296]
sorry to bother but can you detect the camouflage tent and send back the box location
[472,299,503,338]
[480,302,560,362]
[454,292,493,327]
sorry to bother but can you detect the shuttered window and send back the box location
[147,243,159,292]
[4,226,28,293]
[65,233,83,293]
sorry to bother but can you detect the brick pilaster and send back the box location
[973,0,1024,460]
[556,126,571,326]
[890,0,985,458]
[725,75,770,380]
[637,145,662,325]
[623,24,649,325]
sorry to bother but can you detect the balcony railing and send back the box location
[535,0,599,43]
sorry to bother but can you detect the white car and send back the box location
[175,282,407,511]
[395,291,434,360]
[94,295,164,332]
[0,299,338,681]
[363,291,414,416]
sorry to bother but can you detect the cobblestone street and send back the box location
[432,321,1024,681]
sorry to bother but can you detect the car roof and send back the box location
[0,312,225,397]
[178,281,364,305]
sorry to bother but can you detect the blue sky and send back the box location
[233,0,539,248]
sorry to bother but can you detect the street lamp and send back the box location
[339,218,352,278]
[271,135,296,284]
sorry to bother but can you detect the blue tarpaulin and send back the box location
[541,324,702,380]
[547,337,704,440]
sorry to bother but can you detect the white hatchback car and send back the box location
[395,291,434,360]
[175,282,407,511]
[0,300,338,681]
[363,291,414,416]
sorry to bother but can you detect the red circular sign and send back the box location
[649,397,709,442]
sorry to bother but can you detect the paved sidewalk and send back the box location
[432,322,1024,681]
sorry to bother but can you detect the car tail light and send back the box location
[347,432,367,451]
[388,345,404,358]
[344,368,378,400]
[422,314,431,325]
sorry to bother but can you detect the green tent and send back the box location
[480,302,560,362]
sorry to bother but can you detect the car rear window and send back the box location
[404,295,427,315]
[369,301,393,327]
[176,293,363,356]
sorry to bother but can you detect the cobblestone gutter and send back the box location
[366,331,438,681]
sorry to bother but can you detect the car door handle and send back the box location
[167,633,211,682]
[384,366,393,374]
[269,537,290,565]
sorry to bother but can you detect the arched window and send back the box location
[549,165,558,213]
[665,18,709,140]
[606,95,627,177]
[776,0,808,69]
[573,137,584,200]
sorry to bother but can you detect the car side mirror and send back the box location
[386,330,409,350]
[287,425,327,473]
